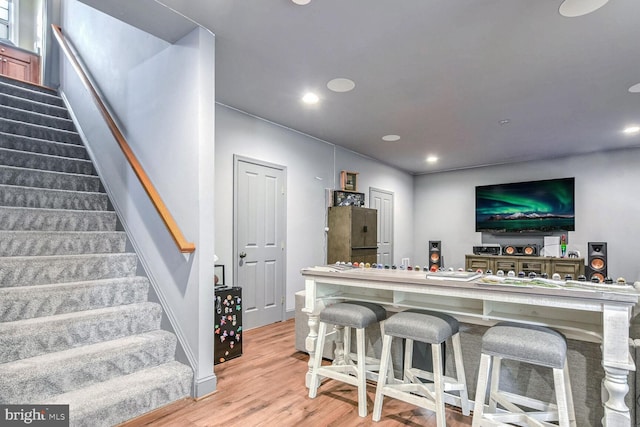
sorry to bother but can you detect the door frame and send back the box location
[233,154,287,327]
[369,187,394,264]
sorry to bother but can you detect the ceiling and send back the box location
[79,0,640,175]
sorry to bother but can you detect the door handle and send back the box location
[239,251,247,259]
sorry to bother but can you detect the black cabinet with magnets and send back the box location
[214,287,242,364]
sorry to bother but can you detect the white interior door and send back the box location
[370,188,394,265]
[234,156,286,330]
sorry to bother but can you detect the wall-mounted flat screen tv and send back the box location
[475,177,575,233]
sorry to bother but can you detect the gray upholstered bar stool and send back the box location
[472,322,576,427]
[308,301,388,417]
[372,309,470,425]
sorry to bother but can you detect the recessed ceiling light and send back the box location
[291,0,310,5]
[499,119,510,125]
[327,78,355,93]
[426,156,438,163]
[559,0,609,17]
[302,92,319,104]
[382,135,401,142]
[623,126,640,134]
[629,83,640,93]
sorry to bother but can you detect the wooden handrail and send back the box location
[51,25,196,253]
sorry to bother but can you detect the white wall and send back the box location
[215,105,415,315]
[414,148,640,282]
[16,0,37,50]
[59,0,216,396]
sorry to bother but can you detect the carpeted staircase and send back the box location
[0,75,193,426]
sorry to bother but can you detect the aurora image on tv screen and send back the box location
[475,177,575,233]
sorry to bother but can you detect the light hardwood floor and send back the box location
[121,319,473,426]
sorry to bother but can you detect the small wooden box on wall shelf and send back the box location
[340,171,358,192]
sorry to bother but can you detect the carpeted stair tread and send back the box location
[0,147,96,175]
[0,184,108,210]
[0,230,126,257]
[0,80,65,107]
[0,132,89,160]
[0,330,177,404]
[0,302,163,363]
[44,361,192,427]
[0,75,58,95]
[0,117,82,145]
[0,252,138,287]
[0,165,101,192]
[0,92,70,118]
[0,80,64,107]
[0,206,117,231]
[0,104,76,131]
[0,277,149,322]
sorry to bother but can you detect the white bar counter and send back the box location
[301,266,640,426]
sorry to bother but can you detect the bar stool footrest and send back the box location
[380,385,438,413]
[481,411,563,426]
[406,367,465,392]
[315,365,359,382]
[493,390,559,413]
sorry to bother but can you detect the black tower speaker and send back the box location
[587,242,607,283]
[428,241,442,272]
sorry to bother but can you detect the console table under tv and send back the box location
[465,254,585,278]
[301,266,639,426]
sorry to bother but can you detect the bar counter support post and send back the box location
[601,304,635,426]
